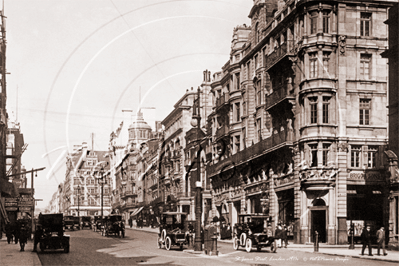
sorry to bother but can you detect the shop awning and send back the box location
[130,207,144,217]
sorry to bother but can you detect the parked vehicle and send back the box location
[93,216,102,232]
[157,212,188,250]
[81,216,92,229]
[103,215,124,237]
[233,214,277,253]
[73,216,80,230]
[63,216,75,230]
[39,213,70,253]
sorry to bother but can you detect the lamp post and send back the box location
[94,162,106,232]
[77,185,81,229]
[191,87,202,251]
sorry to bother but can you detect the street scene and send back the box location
[0,0,399,265]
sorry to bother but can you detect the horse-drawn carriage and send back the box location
[102,214,124,237]
[39,213,70,253]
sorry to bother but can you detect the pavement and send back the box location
[1,226,398,265]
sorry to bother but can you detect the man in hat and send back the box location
[19,223,28,251]
[361,225,373,256]
[376,227,387,256]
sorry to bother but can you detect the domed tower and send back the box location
[128,110,152,148]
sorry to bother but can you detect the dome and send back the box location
[128,110,152,130]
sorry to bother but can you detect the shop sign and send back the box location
[19,207,31,212]
[18,198,34,206]
[348,171,384,181]
[5,207,18,211]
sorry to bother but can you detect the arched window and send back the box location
[255,22,260,43]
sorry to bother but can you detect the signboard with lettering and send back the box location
[18,197,34,206]
[19,207,32,212]
[348,171,385,182]
[5,207,18,211]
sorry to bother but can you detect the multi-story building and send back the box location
[63,142,111,216]
[160,72,212,223]
[381,2,399,246]
[207,0,393,245]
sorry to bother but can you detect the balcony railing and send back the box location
[265,84,294,110]
[208,130,293,177]
[265,40,294,70]
[215,94,229,110]
[215,125,229,140]
[120,190,137,199]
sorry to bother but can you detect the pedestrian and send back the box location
[5,222,13,244]
[32,224,43,252]
[376,227,388,256]
[129,218,132,228]
[275,224,283,248]
[281,224,288,248]
[13,222,20,244]
[19,223,28,252]
[361,225,373,256]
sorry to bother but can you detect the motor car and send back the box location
[73,216,80,230]
[157,212,188,250]
[81,216,92,229]
[39,213,70,253]
[63,215,75,230]
[103,214,124,237]
[233,214,277,253]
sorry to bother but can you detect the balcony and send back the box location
[120,190,137,200]
[215,94,229,111]
[207,130,293,177]
[265,40,294,71]
[265,84,294,110]
[215,125,229,140]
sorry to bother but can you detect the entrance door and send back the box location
[311,210,326,243]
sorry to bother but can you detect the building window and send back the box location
[322,143,330,166]
[256,79,262,106]
[360,12,371,37]
[235,135,240,152]
[351,145,361,168]
[257,118,262,142]
[242,92,246,116]
[255,23,260,43]
[310,11,318,34]
[247,61,251,80]
[310,53,318,78]
[323,96,330,124]
[255,54,258,70]
[235,102,240,122]
[360,54,371,79]
[367,146,378,168]
[323,52,330,77]
[359,99,371,125]
[235,73,240,91]
[323,11,330,33]
[309,144,318,167]
[309,97,318,124]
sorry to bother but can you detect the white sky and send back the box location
[4,0,253,209]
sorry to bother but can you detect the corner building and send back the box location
[207,0,394,245]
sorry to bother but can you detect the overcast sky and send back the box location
[5,0,253,209]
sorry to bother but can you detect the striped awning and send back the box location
[130,207,144,217]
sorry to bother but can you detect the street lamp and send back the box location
[77,185,81,229]
[94,161,107,231]
[190,87,202,251]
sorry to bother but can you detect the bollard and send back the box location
[314,231,319,252]
[211,233,219,256]
[349,223,355,249]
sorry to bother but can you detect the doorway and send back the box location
[311,210,326,243]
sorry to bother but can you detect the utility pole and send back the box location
[28,167,46,233]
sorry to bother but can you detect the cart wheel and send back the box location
[271,240,278,253]
[165,237,172,250]
[64,245,70,253]
[233,237,240,250]
[245,238,252,253]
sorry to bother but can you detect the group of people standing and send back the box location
[5,221,29,251]
[274,223,288,248]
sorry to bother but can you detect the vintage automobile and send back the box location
[103,214,124,237]
[233,214,277,253]
[39,213,70,253]
[80,216,92,229]
[73,216,80,230]
[157,212,188,250]
[63,215,75,230]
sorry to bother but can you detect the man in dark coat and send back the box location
[376,227,387,256]
[275,224,283,248]
[32,224,43,252]
[19,223,28,251]
[13,222,20,244]
[361,225,373,256]
[281,224,288,248]
[5,223,13,244]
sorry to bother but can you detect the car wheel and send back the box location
[157,236,162,249]
[245,238,252,253]
[165,237,172,251]
[233,237,240,250]
[271,240,278,253]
